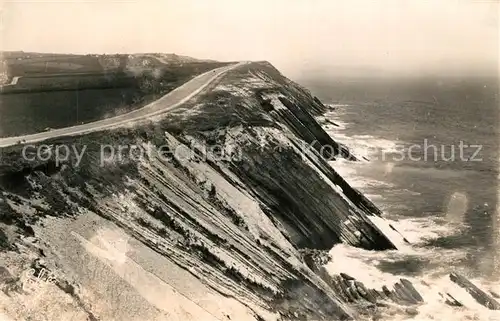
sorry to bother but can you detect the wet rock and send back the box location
[340,273,355,281]
[490,291,500,299]
[441,292,463,307]
[354,281,377,304]
[382,286,394,298]
[394,283,419,305]
[449,272,500,310]
[400,278,424,303]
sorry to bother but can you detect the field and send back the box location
[1,51,227,92]
[2,52,108,76]
[0,51,230,137]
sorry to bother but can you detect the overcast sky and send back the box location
[1,0,498,76]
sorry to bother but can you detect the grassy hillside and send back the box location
[0,52,230,137]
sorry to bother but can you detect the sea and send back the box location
[307,75,500,320]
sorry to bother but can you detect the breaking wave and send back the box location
[323,107,500,321]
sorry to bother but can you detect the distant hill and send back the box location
[0,51,218,79]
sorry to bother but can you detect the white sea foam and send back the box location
[322,107,402,161]
[321,107,500,320]
[329,159,395,191]
[327,131,401,160]
[326,217,468,288]
[325,218,499,321]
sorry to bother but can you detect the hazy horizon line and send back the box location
[1,48,497,80]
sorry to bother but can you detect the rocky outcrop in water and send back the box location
[449,272,500,310]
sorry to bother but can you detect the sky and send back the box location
[1,0,498,77]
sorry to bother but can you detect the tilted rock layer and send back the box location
[0,62,398,320]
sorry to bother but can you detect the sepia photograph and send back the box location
[0,1,498,320]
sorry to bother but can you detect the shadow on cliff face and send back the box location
[0,62,411,320]
[0,61,399,254]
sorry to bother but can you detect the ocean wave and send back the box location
[325,131,402,160]
[325,216,500,321]
[320,110,500,320]
[328,159,395,191]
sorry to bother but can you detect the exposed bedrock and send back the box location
[0,61,401,319]
[449,272,500,310]
[304,251,424,308]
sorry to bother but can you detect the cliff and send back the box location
[0,61,401,320]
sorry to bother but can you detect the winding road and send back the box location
[0,62,244,148]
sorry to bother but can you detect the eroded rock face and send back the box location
[449,272,500,310]
[0,62,398,320]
